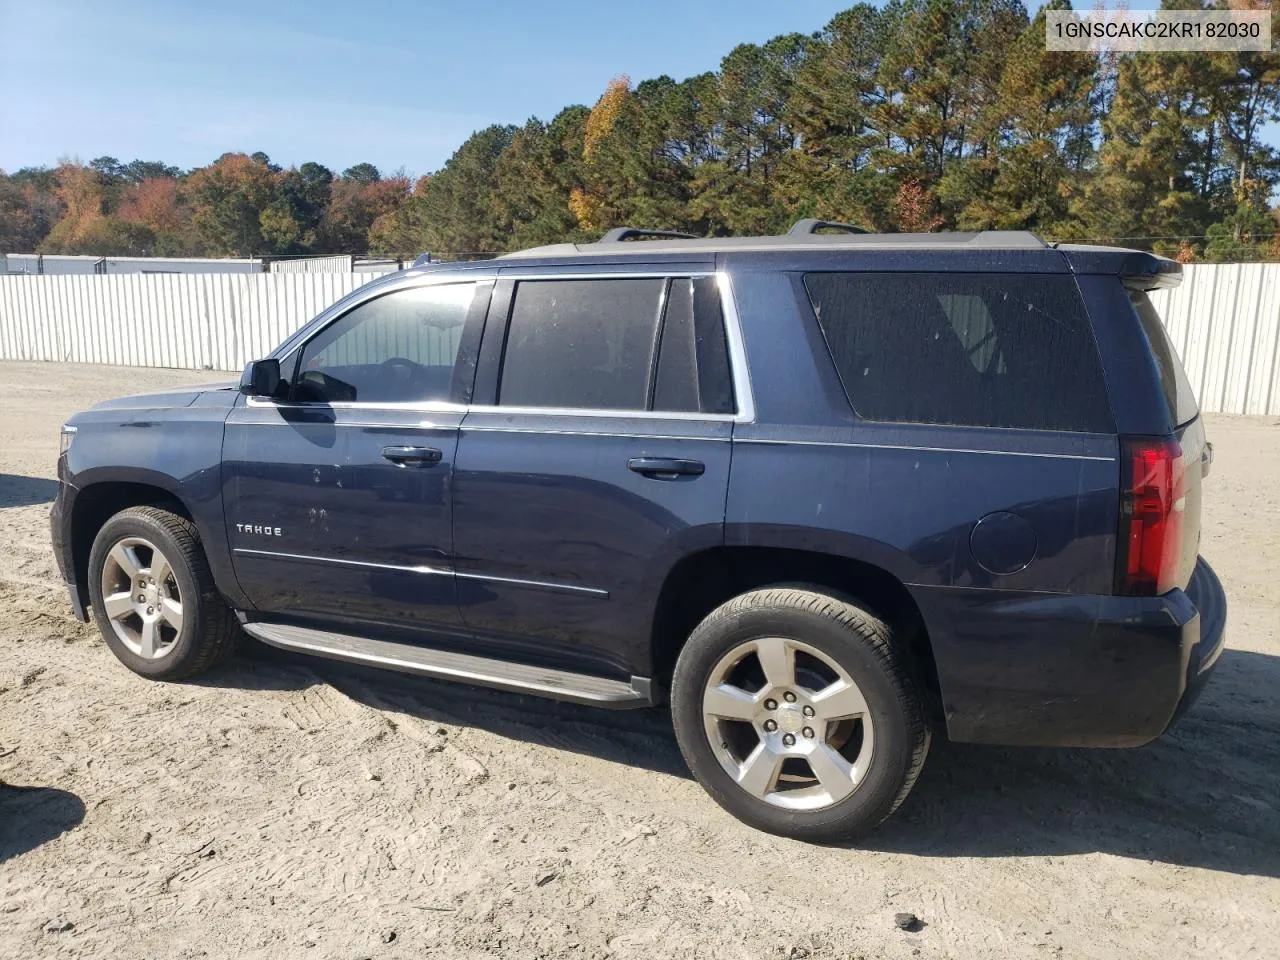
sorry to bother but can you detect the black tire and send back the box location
[670,585,930,841]
[87,506,239,680]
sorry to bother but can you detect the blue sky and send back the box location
[0,0,1273,178]
[0,0,863,176]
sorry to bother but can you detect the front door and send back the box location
[223,278,490,640]
[452,270,738,678]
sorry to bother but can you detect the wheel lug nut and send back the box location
[763,698,777,711]
[783,691,797,703]
[803,727,815,739]
[137,594,145,602]
[763,719,777,732]
[802,705,814,717]
[146,606,153,615]
[782,733,796,747]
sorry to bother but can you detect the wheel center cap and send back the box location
[145,585,159,605]
[776,706,804,735]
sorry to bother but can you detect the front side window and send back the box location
[293,283,476,403]
[804,272,1113,433]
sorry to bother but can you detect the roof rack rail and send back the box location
[787,218,870,236]
[598,227,698,243]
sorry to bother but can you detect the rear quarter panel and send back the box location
[723,263,1129,745]
[723,267,1119,594]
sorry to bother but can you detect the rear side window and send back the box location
[803,272,1113,433]
[652,277,735,414]
[500,279,664,410]
[1130,289,1199,427]
[498,276,734,414]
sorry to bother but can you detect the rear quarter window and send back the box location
[803,272,1114,433]
[1129,289,1200,428]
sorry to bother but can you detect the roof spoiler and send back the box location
[1123,256,1182,291]
[1059,247,1182,290]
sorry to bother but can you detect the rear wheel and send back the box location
[87,507,239,680]
[670,586,930,841]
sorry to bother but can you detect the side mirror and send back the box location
[239,358,282,398]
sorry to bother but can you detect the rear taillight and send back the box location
[1116,437,1185,596]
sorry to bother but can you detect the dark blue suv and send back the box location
[51,223,1226,840]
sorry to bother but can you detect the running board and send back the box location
[241,620,655,708]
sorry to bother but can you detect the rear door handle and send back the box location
[381,445,442,467]
[628,457,705,479]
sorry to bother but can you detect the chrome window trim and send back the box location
[250,270,757,425]
[462,404,739,422]
[460,424,730,442]
[233,416,459,431]
[715,271,756,423]
[246,396,466,413]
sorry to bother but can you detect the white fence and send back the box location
[1,263,1279,415]
[1147,263,1280,417]
[0,271,394,372]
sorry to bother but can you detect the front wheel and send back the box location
[87,506,239,680]
[670,586,930,841]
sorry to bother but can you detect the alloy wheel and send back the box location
[701,636,874,811]
[99,536,184,660]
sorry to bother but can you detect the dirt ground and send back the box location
[0,360,1276,960]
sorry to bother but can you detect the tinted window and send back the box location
[1130,289,1199,427]
[294,283,475,403]
[653,277,735,414]
[499,279,664,410]
[804,272,1113,432]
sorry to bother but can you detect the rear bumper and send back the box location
[1170,558,1226,722]
[914,557,1227,747]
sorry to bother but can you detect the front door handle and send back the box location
[381,445,442,467]
[628,457,705,479]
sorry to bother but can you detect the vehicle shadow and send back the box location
[199,642,691,779]
[201,642,1278,877]
[865,647,1280,878]
[0,473,59,508]
[0,784,86,862]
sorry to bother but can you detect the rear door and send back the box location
[451,266,739,679]
[223,277,490,638]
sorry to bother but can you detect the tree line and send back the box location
[2,0,1277,263]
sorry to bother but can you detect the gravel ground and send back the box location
[0,360,1277,960]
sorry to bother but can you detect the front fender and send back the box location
[61,408,246,610]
